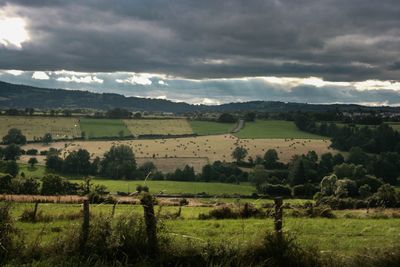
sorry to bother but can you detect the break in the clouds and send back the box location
[1,0,400,105]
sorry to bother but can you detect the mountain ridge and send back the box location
[1,80,399,113]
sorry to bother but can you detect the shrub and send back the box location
[26,149,38,155]
[200,206,239,219]
[0,202,15,264]
[249,232,323,267]
[258,183,292,197]
[292,184,319,198]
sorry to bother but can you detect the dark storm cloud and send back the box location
[1,0,400,81]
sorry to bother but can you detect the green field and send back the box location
[8,202,400,255]
[189,120,235,135]
[79,118,132,139]
[19,165,256,195]
[0,115,81,141]
[70,179,256,195]
[235,120,325,139]
[124,119,193,136]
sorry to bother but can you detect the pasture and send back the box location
[235,120,325,139]
[79,118,131,139]
[7,202,400,255]
[124,119,193,136]
[69,179,256,195]
[0,115,81,141]
[17,164,255,195]
[21,134,334,169]
[189,120,236,135]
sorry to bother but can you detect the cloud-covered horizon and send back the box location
[1,1,400,105]
[2,69,400,106]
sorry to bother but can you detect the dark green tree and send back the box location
[288,159,307,185]
[100,145,136,179]
[3,144,22,161]
[2,128,26,145]
[263,149,278,169]
[28,157,38,168]
[232,146,248,163]
[42,133,53,145]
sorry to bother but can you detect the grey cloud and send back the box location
[0,0,400,80]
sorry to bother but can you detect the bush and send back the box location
[0,202,15,264]
[200,206,239,219]
[250,232,324,267]
[292,184,319,198]
[258,183,292,197]
[26,149,38,155]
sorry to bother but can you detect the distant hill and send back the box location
[1,80,399,113]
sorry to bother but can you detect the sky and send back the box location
[1,0,400,106]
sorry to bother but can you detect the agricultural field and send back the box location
[17,164,255,195]
[22,134,335,166]
[389,122,400,131]
[124,119,193,136]
[235,120,325,139]
[7,202,400,255]
[189,120,236,135]
[136,157,208,173]
[79,118,131,139]
[69,179,256,195]
[0,115,81,141]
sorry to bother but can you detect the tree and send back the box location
[42,133,53,145]
[332,153,345,165]
[231,146,248,163]
[249,165,269,188]
[244,112,256,122]
[218,113,237,123]
[41,175,78,195]
[318,153,333,177]
[358,184,372,198]
[2,128,26,145]
[3,144,22,161]
[139,161,157,175]
[334,179,358,198]
[320,174,338,196]
[347,147,369,166]
[0,173,13,193]
[263,149,278,169]
[63,149,91,175]
[288,158,307,185]
[28,157,38,168]
[372,184,399,207]
[45,154,63,172]
[100,145,136,179]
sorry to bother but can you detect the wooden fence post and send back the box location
[140,193,159,256]
[32,201,39,222]
[80,199,90,252]
[111,202,117,218]
[274,197,283,240]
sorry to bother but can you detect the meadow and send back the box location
[18,164,255,195]
[124,119,193,136]
[79,118,132,139]
[7,202,400,255]
[0,115,81,140]
[234,120,325,139]
[189,120,236,135]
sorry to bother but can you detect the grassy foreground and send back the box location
[8,202,400,255]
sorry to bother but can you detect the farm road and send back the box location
[231,119,245,133]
